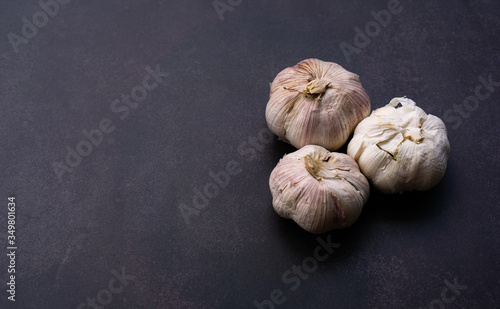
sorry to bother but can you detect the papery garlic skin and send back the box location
[265,58,371,151]
[269,145,370,233]
[347,97,450,194]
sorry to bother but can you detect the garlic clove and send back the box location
[269,145,370,233]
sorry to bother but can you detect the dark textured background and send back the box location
[1,0,499,308]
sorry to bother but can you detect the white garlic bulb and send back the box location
[347,97,450,194]
[265,58,371,151]
[269,145,370,233]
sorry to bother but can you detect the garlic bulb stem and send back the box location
[303,79,330,96]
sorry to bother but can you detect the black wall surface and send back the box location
[1,0,499,308]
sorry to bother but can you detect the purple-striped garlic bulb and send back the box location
[265,58,371,151]
[269,145,370,233]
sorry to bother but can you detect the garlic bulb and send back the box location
[265,58,371,151]
[347,97,450,194]
[269,145,370,233]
